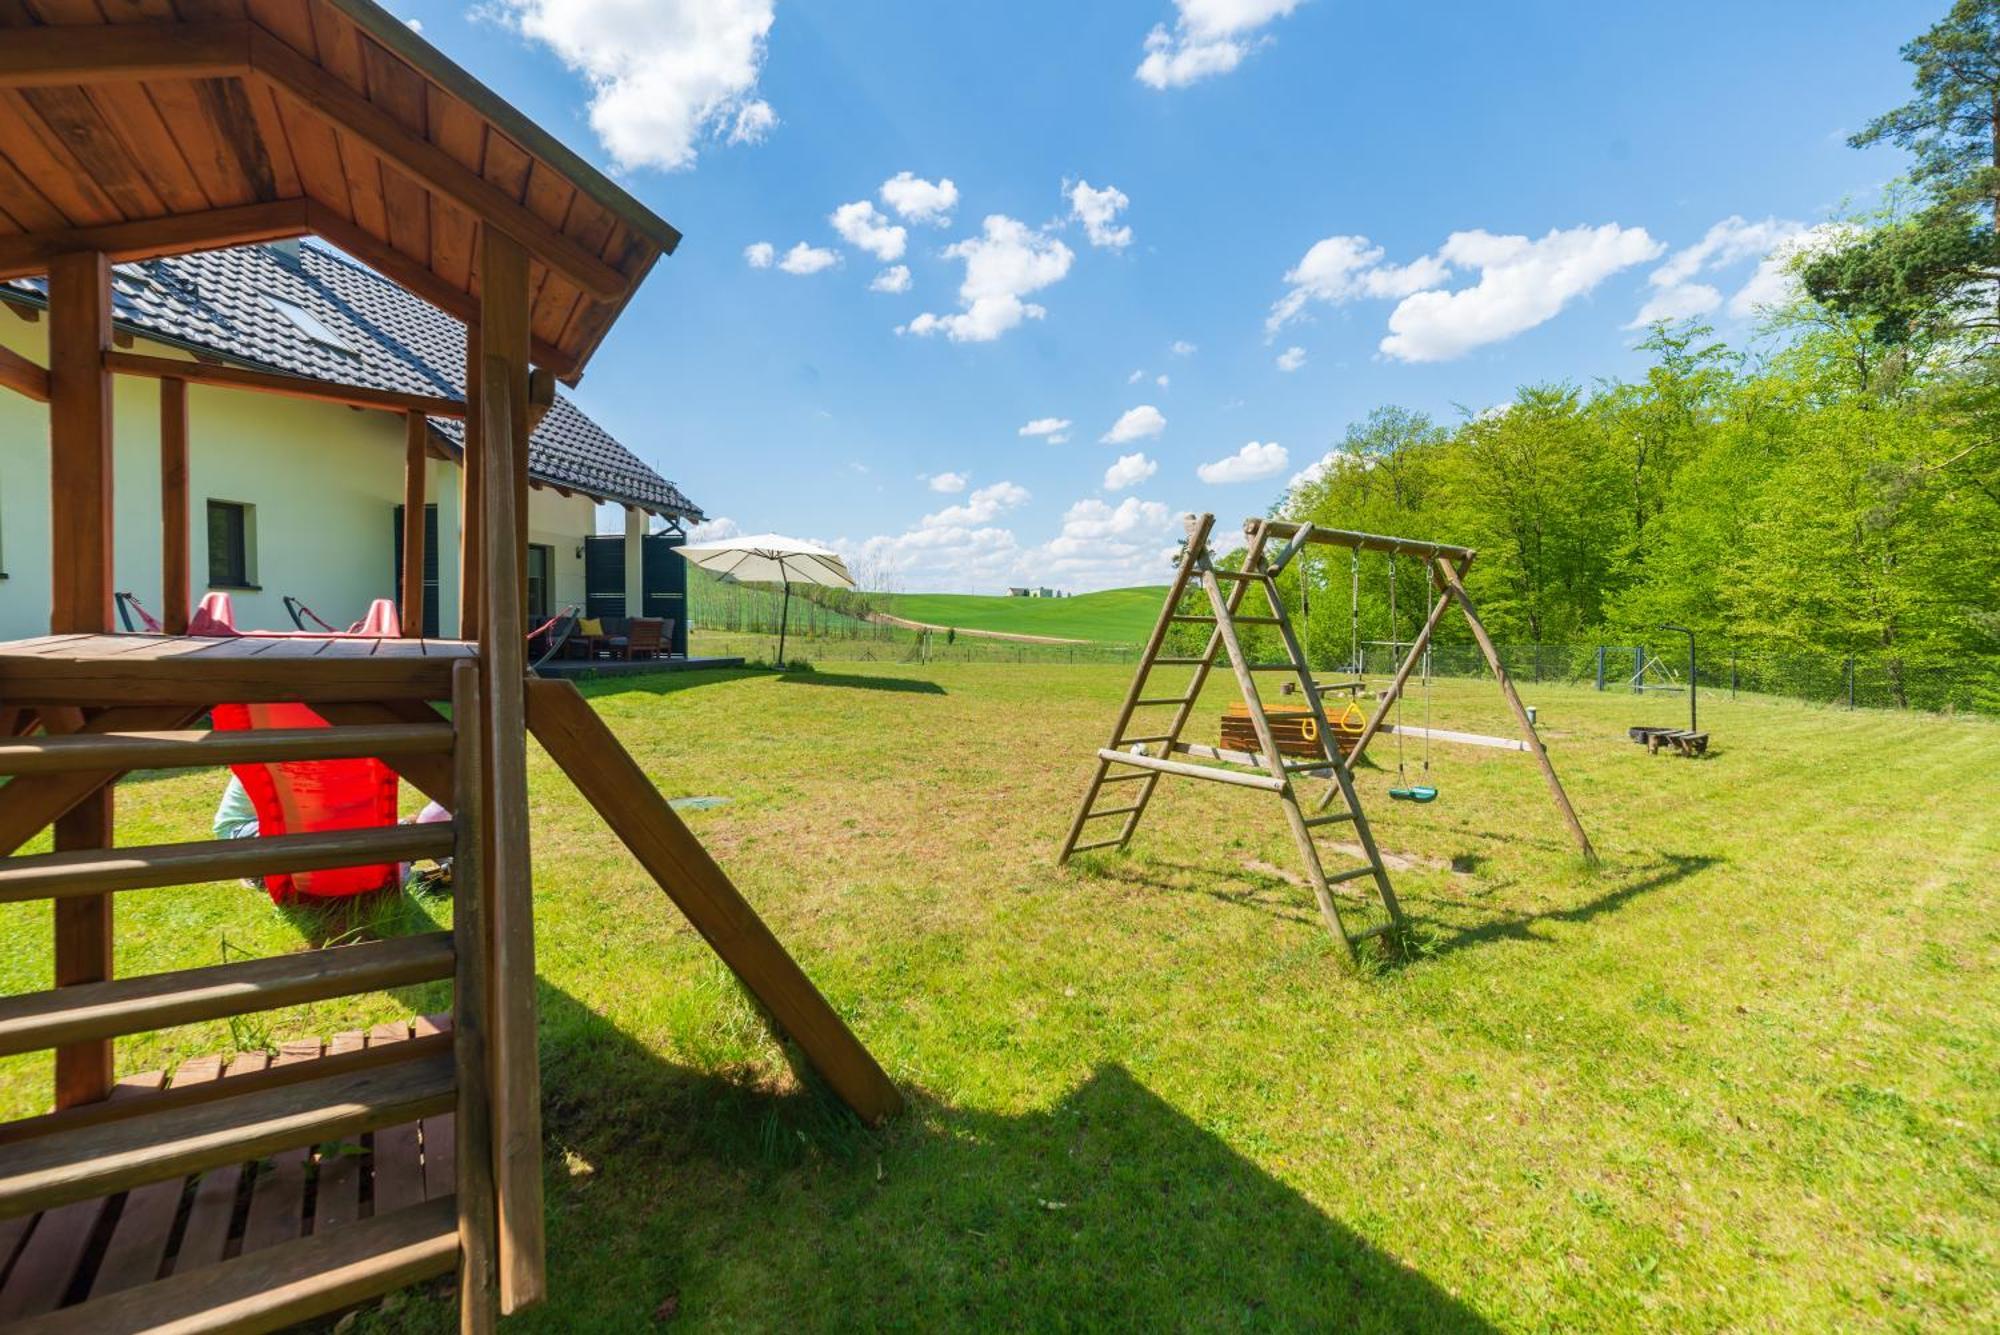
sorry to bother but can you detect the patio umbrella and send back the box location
[673,533,854,668]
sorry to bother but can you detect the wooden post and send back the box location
[622,505,644,621]
[402,410,427,637]
[46,250,115,1107]
[476,225,543,1313]
[451,663,498,1334]
[459,324,482,641]
[1431,558,1597,863]
[160,378,190,635]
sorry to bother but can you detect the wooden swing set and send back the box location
[1058,514,1596,955]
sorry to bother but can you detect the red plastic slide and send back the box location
[193,592,407,902]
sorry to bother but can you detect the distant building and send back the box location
[1008,586,1030,597]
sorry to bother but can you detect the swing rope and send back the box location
[1389,551,1405,781]
[1348,547,1361,676]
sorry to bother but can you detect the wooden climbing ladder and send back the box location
[1057,513,1403,954]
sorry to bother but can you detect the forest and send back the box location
[1244,3,2000,714]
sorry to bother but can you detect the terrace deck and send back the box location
[0,634,476,707]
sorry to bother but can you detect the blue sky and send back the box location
[398,0,1923,591]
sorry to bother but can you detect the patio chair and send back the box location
[614,617,665,660]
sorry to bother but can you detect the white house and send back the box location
[0,239,702,642]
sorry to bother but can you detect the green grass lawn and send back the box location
[868,585,1168,642]
[2,667,1995,1330]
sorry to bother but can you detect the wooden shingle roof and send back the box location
[0,0,679,381]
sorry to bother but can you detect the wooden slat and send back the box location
[402,410,426,637]
[19,86,165,219]
[171,1049,265,1273]
[0,1051,455,1218]
[412,1015,455,1200]
[251,30,626,300]
[310,1031,367,1237]
[0,22,250,88]
[527,678,905,1124]
[88,1062,213,1298]
[1096,746,1287,792]
[0,823,454,903]
[0,91,124,226]
[0,644,458,705]
[0,933,454,1055]
[0,721,451,776]
[11,1193,458,1335]
[239,1038,323,1255]
[105,349,464,418]
[367,1022,424,1216]
[158,375,191,633]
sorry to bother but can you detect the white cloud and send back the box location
[688,515,741,542]
[927,471,968,493]
[1287,452,1335,491]
[743,241,775,269]
[404,17,424,33]
[880,172,959,226]
[1275,345,1306,371]
[1067,180,1133,249]
[729,99,776,145]
[831,200,907,262]
[1104,452,1158,491]
[869,264,912,294]
[1101,404,1167,444]
[900,215,1074,342]
[1127,369,1146,384]
[853,481,1031,589]
[777,242,839,275]
[1170,339,1197,357]
[1135,0,1303,90]
[1156,373,1171,389]
[1198,440,1288,483]
[1630,216,1802,328]
[1267,234,1452,334]
[1019,416,1072,444]
[501,0,776,172]
[925,480,1029,527]
[1027,496,1179,588]
[1727,222,1850,319]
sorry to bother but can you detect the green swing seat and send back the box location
[1389,784,1439,803]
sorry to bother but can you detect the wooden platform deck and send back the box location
[0,1019,457,1324]
[0,635,477,707]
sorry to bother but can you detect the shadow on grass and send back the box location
[777,670,946,696]
[1080,855,1323,928]
[1400,851,1721,961]
[514,980,1494,1330]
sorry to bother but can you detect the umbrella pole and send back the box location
[778,582,791,669]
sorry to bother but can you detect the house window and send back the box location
[526,544,553,621]
[261,294,356,356]
[207,499,256,588]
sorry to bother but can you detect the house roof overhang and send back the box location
[0,0,678,382]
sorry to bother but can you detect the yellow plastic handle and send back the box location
[1335,701,1366,734]
[1300,715,1318,742]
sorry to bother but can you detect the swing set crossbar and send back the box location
[1255,519,1476,572]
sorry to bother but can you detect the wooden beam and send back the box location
[451,662,500,1334]
[527,678,905,1124]
[0,343,49,402]
[160,378,190,635]
[459,322,482,641]
[46,252,116,1109]
[0,708,203,860]
[0,200,310,282]
[1253,519,1477,565]
[106,350,464,419]
[0,21,251,90]
[252,32,626,302]
[402,411,427,637]
[477,225,544,1314]
[526,366,555,432]
[302,203,577,379]
[1431,558,1597,863]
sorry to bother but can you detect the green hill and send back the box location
[867,587,1167,644]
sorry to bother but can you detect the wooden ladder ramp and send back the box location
[0,666,497,1332]
[1057,512,1404,956]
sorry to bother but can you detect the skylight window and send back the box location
[262,294,355,356]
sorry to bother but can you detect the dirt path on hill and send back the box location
[861,610,1092,645]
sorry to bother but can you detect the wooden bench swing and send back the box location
[0,6,900,1329]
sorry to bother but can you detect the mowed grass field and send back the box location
[868,585,1166,641]
[0,666,1995,1330]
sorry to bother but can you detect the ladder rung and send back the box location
[1083,806,1140,820]
[0,933,454,1058]
[1068,838,1127,854]
[1326,865,1379,886]
[1168,615,1216,624]
[1097,748,1287,792]
[1283,759,1337,773]
[1096,772,1150,785]
[1248,663,1304,672]
[1150,656,1209,667]
[1210,569,1268,583]
[16,1194,458,1335]
[1115,736,1172,748]
[0,1051,455,1218]
[1349,922,1397,941]
[0,824,454,903]
[1133,697,1196,708]
[0,723,453,777]
[1303,812,1355,829]
[1232,616,1284,626]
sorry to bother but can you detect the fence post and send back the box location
[1845,655,1855,710]
[1729,654,1737,698]
[1594,645,1605,691]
